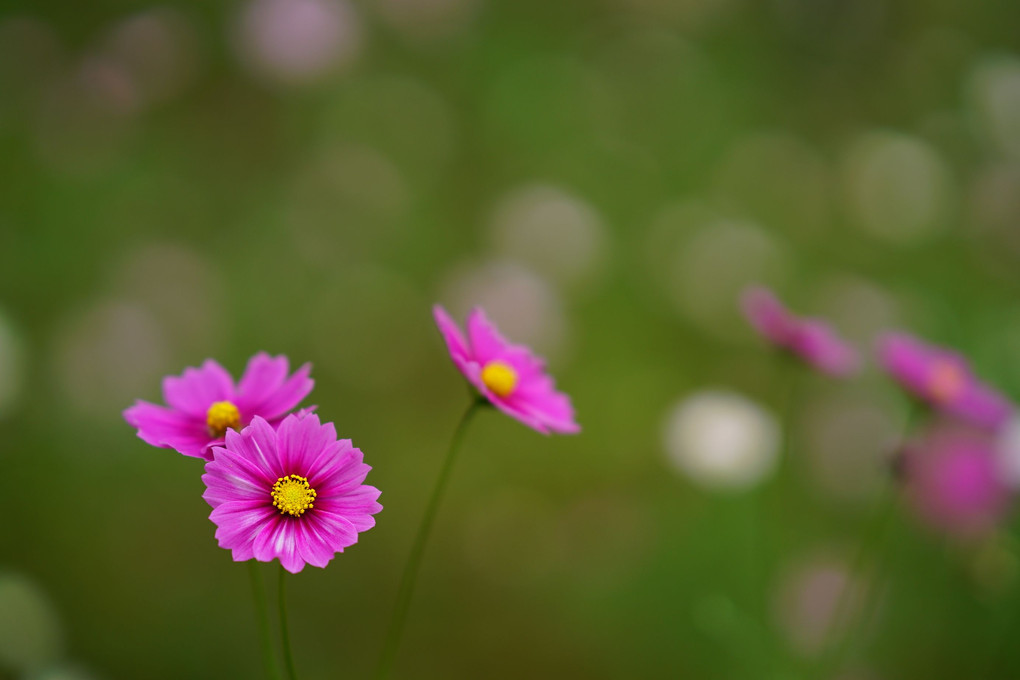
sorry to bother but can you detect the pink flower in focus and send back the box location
[877,333,1013,429]
[902,425,1012,539]
[741,286,860,376]
[123,352,314,460]
[433,305,579,434]
[203,414,381,573]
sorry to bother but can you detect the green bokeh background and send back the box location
[2,0,1020,678]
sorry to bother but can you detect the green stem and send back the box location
[374,399,484,680]
[279,566,298,680]
[769,361,803,558]
[979,576,1020,676]
[816,405,917,677]
[763,363,803,671]
[748,362,800,655]
[249,561,281,680]
[824,487,898,672]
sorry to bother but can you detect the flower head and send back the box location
[123,352,314,460]
[741,287,859,377]
[877,333,1013,429]
[202,413,381,573]
[433,305,579,434]
[901,424,1012,539]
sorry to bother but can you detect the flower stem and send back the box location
[248,561,281,680]
[816,405,917,677]
[278,566,298,680]
[756,363,802,661]
[824,486,898,670]
[374,398,485,680]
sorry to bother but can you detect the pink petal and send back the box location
[253,517,305,573]
[509,374,581,434]
[203,445,275,506]
[500,346,547,383]
[162,359,235,416]
[488,394,553,434]
[229,418,285,479]
[309,506,363,548]
[433,305,472,364]
[276,413,336,474]
[210,499,275,561]
[299,513,358,566]
[955,384,1014,430]
[792,320,861,377]
[742,286,795,346]
[123,401,211,458]
[316,489,382,532]
[238,359,314,422]
[236,352,289,407]
[466,307,511,364]
[313,447,371,496]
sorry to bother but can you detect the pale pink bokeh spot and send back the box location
[238,0,362,85]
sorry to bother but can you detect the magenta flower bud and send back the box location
[741,286,860,377]
[877,333,1013,430]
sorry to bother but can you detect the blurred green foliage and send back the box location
[2,0,1020,678]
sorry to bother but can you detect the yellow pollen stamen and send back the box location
[481,360,518,398]
[928,360,966,404]
[206,401,241,438]
[271,475,317,517]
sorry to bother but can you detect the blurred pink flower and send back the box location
[124,352,313,460]
[433,305,579,435]
[203,414,381,573]
[902,425,1012,538]
[237,0,362,85]
[877,333,1013,429]
[741,286,860,376]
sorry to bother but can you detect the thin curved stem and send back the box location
[374,399,485,680]
[279,566,298,680]
[248,561,281,680]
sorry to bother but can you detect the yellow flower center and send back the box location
[481,360,518,398]
[271,475,317,517]
[927,360,966,404]
[206,401,241,438]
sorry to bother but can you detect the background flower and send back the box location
[742,286,860,376]
[661,389,780,491]
[123,352,313,459]
[877,333,1014,430]
[902,424,1013,539]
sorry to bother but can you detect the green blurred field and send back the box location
[2,0,1020,678]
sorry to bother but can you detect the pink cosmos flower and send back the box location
[433,305,580,435]
[877,333,1013,429]
[123,352,314,460]
[902,424,1012,539]
[741,286,860,377]
[202,413,381,573]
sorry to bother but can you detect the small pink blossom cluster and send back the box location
[743,286,1016,538]
[125,352,382,573]
[124,307,579,572]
